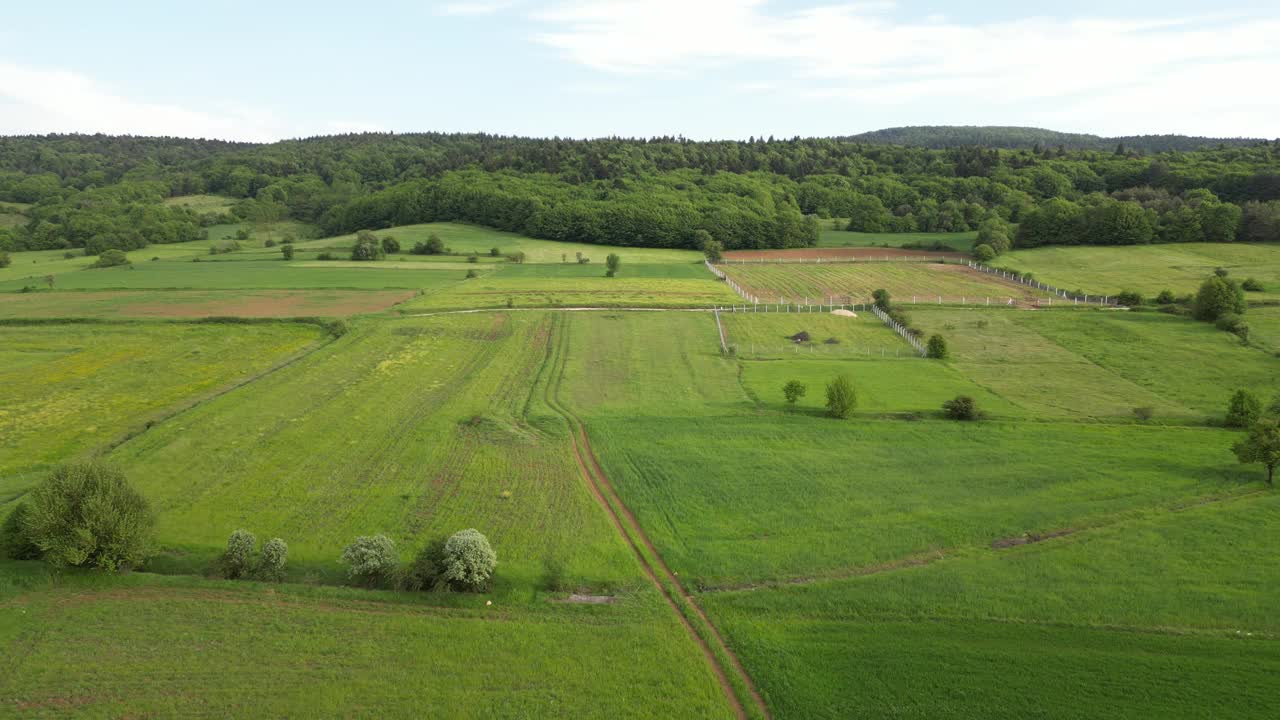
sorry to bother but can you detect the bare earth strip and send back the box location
[0,289,416,319]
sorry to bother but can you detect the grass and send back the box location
[1000,243,1280,301]
[0,321,323,503]
[818,227,976,251]
[0,289,416,319]
[0,565,735,719]
[720,262,1052,305]
[719,311,910,358]
[105,312,639,591]
[162,194,237,213]
[1247,305,1280,354]
[401,262,738,311]
[701,493,1280,719]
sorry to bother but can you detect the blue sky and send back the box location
[1,1,1277,141]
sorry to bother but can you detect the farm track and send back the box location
[700,487,1275,594]
[540,314,770,720]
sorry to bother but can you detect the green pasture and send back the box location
[1247,305,1280,353]
[702,493,1280,719]
[720,261,1052,304]
[163,194,237,213]
[0,289,414,319]
[0,565,734,719]
[719,311,909,358]
[1000,242,1280,300]
[0,322,323,503]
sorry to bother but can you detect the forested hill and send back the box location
[1,132,1278,258]
[845,126,1268,152]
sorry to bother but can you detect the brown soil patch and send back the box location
[723,247,966,261]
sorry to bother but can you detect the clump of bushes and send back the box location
[341,534,399,587]
[789,330,811,343]
[219,529,289,582]
[21,462,154,571]
[1155,289,1176,304]
[411,234,446,255]
[381,236,401,254]
[1215,313,1250,342]
[0,504,41,560]
[942,395,982,421]
[90,249,130,268]
[1242,278,1264,292]
[782,380,806,405]
[316,252,335,261]
[1193,275,1246,322]
[972,243,995,262]
[489,247,501,257]
[1133,406,1155,422]
[465,269,479,279]
[1115,290,1143,307]
[263,238,277,248]
[926,334,949,359]
[605,253,621,277]
[1225,390,1262,428]
[351,230,385,261]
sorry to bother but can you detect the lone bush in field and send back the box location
[1226,390,1262,428]
[221,529,258,579]
[1215,313,1250,342]
[1233,418,1280,486]
[1116,290,1143,307]
[1242,277,1264,292]
[872,288,891,311]
[700,234,724,263]
[258,538,288,581]
[825,375,857,419]
[351,230,385,261]
[606,253,621,277]
[381,236,400,254]
[926,334,949,359]
[1133,406,1155,422]
[972,244,995,262]
[90,249,129,268]
[441,529,498,592]
[942,395,981,421]
[783,380,807,406]
[1,504,41,560]
[1155,289,1176,304]
[341,534,399,586]
[280,244,294,260]
[24,462,154,571]
[489,247,501,257]
[1193,275,1246,321]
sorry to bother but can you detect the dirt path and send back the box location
[541,315,769,720]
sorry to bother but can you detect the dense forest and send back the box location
[846,126,1269,153]
[1,131,1278,257]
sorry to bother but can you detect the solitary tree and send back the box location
[351,230,384,261]
[942,395,980,420]
[280,244,294,261]
[605,253,621,277]
[440,528,498,591]
[1233,418,1280,486]
[381,236,401,254]
[1193,275,1246,321]
[23,462,154,571]
[872,288,891,311]
[825,375,857,419]
[783,380,807,406]
[1225,390,1262,428]
[426,234,445,255]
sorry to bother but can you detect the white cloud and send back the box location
[438,1,520,16]
[532,1,1280,137]
[0,61,393,141]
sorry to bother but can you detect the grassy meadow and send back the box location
[818,227,977,251]
[1000,243,1280,300]
[721,261,1052,305]
[0,289,415,319]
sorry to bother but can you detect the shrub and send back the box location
[280,244,294,260]
[942,395,981,421]
[257,538,288,581]
[24,462,154,571]
[264,238,277,248]
[235,229,250,241]
[0,504,41,560]
[507,251,527,264]
[825,375,857,419]
[351,230,385,261]
[282,234,295,244]
[540,556,568,592]
[402,537,448,591]
[926,334,949,359]
[606,253,621,276]
[466,254,479,264]
[782,380,806,405]
[489,247,501,257]
[1215,313,1250,341]
[316,252,334,261]
[440,529,497,592]
[64,251,77,259]
[341,534,399,586]
[90,249,129,268]
[382,236,401,254]
[0,251,9,268]
[221,529,257,579]
[324,319,349,338]
[972,243,995,262]
[1214,267,1229,278]
[872,288,891,310]
[789,330,811,343]
[1242,277,1264,292]
[1225,390,1262,428]
[700,235,724,263]
[426,234,445,254]
[1133,406,1155,422]
[1115,290,1143,307]
[1155,289,1176,304]
[1193,276,1246,321]
[465,269,479,279]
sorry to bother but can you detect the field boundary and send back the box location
[542,315,771,720]
[871,305,928,356]
[968,260,1120,306]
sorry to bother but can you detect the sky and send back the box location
[1,0,1277,142]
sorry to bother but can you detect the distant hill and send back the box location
[842,126,1268,152]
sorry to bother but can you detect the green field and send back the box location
[162,194,238,213]
[818,228,976,251]
[0,565,735,719]
[721,261,1052,305]
[0,289,415,319]
[719,312,911,358]
[0,322,324,502]
[1000,243,1280,300]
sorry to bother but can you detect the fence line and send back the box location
[719,255,954,265]
[871,305,928,357]
[712,308,728,354]
[705,259,760,304]
[966,261,1118,306]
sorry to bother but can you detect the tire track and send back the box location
[540,314,769,720]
